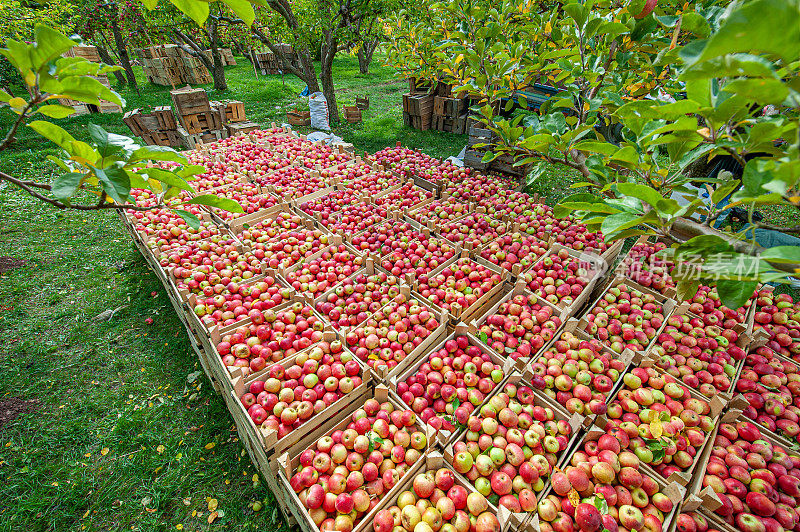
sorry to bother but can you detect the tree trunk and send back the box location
[108,7,138,92]
[357,38,379,75]
[95,44,127,86]
[357,47,370,74]
[320,37,339,124]
[208,20,228,91]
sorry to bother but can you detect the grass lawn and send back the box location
[0,52,797,531]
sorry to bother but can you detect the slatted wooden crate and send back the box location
[222,100,245,122]
[402,92,434,115]
[432,113,467,134]
[226,121,260,137]
[408,76,434,93]
[170,87,212,115]
[343,105,362,124]
[154,106,177,130]
[433,95,467,117]
[287,110,311,126]
[176,127,226,149]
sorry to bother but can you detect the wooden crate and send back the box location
[64,44,101,63]
[355,95,369,110]
[176,127,225,149]
[408,77,434,93]
[432,114,467,134]
[180,110,223,134]
[343,105,362,124]
[222,100,245,122]
[402,111,432,131]
[402,92,434,116]
[170,87,211,115]
[463,149,488,170]
[287,110,310,126]
[433,95,467,117]
[226,121,260,137]
[154,106,177,130]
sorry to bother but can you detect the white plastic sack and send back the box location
[306,132,343,145]
[308,92,330,131]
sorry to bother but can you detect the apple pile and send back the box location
[582,284,666,353]
[208,182,280,221]
[170,244,265,291]
[416,258,504,314]
[373,144,472,183]
[439,213,507,250]
[530,330,625,416]
[373,468,501,532]
[604,367,716,478]
[479,232,549,273]
[753,289,800,362]
[159,236,237,269]
[216,301,326,373]
[395,334,505,431]
[539,431,675,532]
[450,385,573,511]
[688,285,752,327]
[649,312,746,396]
[350,220,425,255]
[551,221,611,256]
[446,174,520,203]
[288,398,428,532]
[247,228,331,269]
[282,141,351,169]
[619,241,675,295]
[129,188,203,213]
[336,168,394,196]
[344,295,441,372]
[474,293,563,361]
[380,238,458,278]
[284,244,365,298]
[408,197,471,225]
[255,166,329,199]
[699,419,800,532]
[241,340,362,438]
[477,190,544,220]
[314,271,403,329]
[132,209,223,253]
[189,159,246,192]
[674,512,722,532]
[375,182,433,211]
[192,275,292,327]
[736,346,800,442]
[522,248,595,308]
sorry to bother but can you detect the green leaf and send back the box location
[31,25,78,69]
[681,54,778,81]
[222,0,255,26]
[572,140,617,156]
[478,331,488,344]
[601,212,641,236]
[130,145,187,165]
[186,194,244,213]
[0,89,11,103]
[141,0,158,8]
[170,0,210,25]
[51,172,84,201]
[175,209,201,230]
[27,120,76,150]
[616,183,664,208]
[611,146,639,167]
[680,13,711,37]
[88,124,138,159]
[686,78,712,108]
[722,79,790,105]
[760,246,800,264]
[716,279,759,310]
[176,165,206,179]
[692,0,800,64]
[142,168,195,192]
[96,166,131,204]
[675,277,702,302]
[35,104,75,118]
[563,3,588,29]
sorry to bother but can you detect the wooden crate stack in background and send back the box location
[251,44,295,75]
[402,77,437,131]
[464,119,531,179]
[171,87,224,142]
[137,45,213,86]
[123,107,182,147]
[59,45,122,115]
[203,48,237,66]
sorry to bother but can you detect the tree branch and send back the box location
[0,97,39,152]
[0,171,165,212]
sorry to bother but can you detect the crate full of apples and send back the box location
[518,244,606,318]
[600,364,726,485]
[280,239,367,300]
[468,280,566,363]
[391,325,517,441]
[229,331,371,460]
[578,277,677,356]
[412,256,509,324]
[752,286,800,363]
[688,409,800,532]
[529,319,639,421]
[476,225,551,277]
[735,345,800,448]
[536,424,685,532]
[646,303,751,400]
[277,386,435,532]
[371,451,515,532]
[441,371,583,517]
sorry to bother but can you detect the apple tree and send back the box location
[386,0,800,308]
